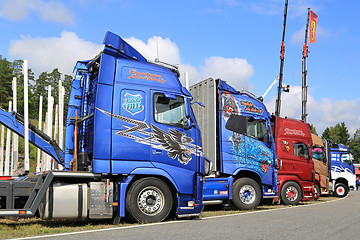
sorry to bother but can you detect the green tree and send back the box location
[310,124,317,135]
[321,122,350,145]
[322,127,330,140]
[48,68,61,106]
[349,128,360,163]
[0,55,14,109]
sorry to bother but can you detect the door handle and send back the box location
[153,149,163,155]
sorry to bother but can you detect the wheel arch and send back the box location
[335,177,349,187]
[233,169,262,192]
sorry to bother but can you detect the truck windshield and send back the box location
[341,153,353,165]
[246,118,269,142]
[154,93,188,128]
[311,148,325,162]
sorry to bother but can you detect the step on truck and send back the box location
[0,31,210,223]
[272,116,316,205]
[189,78,280,210]
[311,133,330,195]
[327,142,356,197]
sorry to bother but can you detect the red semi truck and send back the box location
[272,116,316,205]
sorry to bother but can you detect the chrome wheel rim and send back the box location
[239,185,256,204]
[285,186,298,201]
[137,186,165,216]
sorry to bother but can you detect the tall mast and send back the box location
[301,8,311,122]
[275,0,289,116]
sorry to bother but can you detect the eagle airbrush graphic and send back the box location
[97,108,203,165]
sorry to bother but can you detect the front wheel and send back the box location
[231,178,261,210]
[126,177,173,223]
[333,183,349,198]
[280,181,302,205]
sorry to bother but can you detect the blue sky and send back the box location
[0,0,359,136]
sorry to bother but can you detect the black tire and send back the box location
[333,183,349,198]
[126,177,173,223]
[315,184,321,200]
[231,178,261,210]
[280,181,302,205]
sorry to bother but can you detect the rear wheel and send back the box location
[333,183,348,198]
[231,178,261,210]
[126,177,173,223]
[281,181,302,205]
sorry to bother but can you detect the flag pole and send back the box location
[302,8,311,122]
[275,0,289,117]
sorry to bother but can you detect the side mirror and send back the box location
[275,158,283,171]
[204,157,213,175]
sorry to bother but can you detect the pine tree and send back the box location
[0,55,14,109]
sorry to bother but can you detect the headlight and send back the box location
[204,157,213,175]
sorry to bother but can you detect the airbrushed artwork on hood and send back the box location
[97,108,203,165]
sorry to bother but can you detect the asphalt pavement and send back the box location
[14,190,360,240]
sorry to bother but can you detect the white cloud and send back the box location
[9,32,254,91]
[125,36,254,90]
[9,31,103,75]
[264,86,360,136]
[0,0,73,25]
[125,36,181,65]
[200,57,254,91]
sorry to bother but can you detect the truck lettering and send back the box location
[240,100,263,114]
[128,69,166,84]
[284,128,305,136]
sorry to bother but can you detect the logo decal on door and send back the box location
[122,93,144,115]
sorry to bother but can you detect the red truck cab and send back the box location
[272,116,316,205]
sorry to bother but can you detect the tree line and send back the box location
[0,55,72,119]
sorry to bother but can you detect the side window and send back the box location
[225,115,270,144]
[293,142,309,159]
[154,93,188,128]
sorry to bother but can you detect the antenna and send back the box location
[155,37,160,63]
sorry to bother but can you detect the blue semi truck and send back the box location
[0,32,210,223]
[328,142,356,197]
[189,78,280,210]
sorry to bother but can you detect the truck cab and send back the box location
[328,143,356,197]
[190,78,278,210]
[272,116,316,205]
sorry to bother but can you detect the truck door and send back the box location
[110,83,152,174]
[150,91,199,194]
[243,118,275,186]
